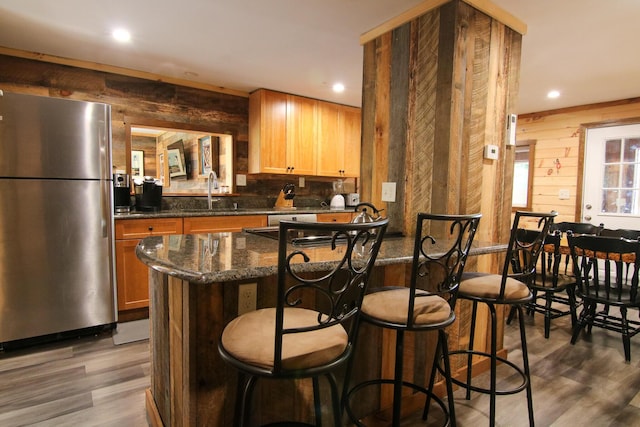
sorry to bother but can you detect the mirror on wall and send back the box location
[127,123,234,195]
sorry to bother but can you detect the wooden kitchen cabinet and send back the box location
[341,106,362,177]
[115,218,183,312]
[317,103,361,178]
[251,89,368,178]
[317,212,354,223]
[183,215,267,233]
[249,89,288,174]
[249,89,317,175]
[286,94,317,175]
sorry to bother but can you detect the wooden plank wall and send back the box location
[0,54,339,199]
[358,0,523,393]
[360,0,521,245]
[517,98,640,222]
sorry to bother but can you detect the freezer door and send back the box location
[0,179,116,342]
[0,92,111,180]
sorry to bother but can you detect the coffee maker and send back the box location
[113,173,131,213]
[134,176,163,212]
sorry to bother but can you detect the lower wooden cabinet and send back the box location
[115,213,352,316]
[115,215,268,315]
[115,218,183,312]
[183,215,267,233]
[316,212,354,223]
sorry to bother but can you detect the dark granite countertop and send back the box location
[135,231,507,284]
[115,207,356,220]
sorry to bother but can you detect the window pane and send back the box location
[601,189,619,213]
[605,139,622,163]
[623,138,640,162]
[512,161,529,207]
[603,164,620,188]
[622,164,636,188]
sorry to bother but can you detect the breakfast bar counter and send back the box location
[137,231,507,426]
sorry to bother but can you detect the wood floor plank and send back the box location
[1,309,640,426]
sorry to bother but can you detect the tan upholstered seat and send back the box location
[362,289,451,325]
[221,307,348,370]
[459,272,530,301]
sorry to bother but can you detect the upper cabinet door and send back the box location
[341,106,362,177]
[249,89,288,174]
[316,102,343,177]
[286,95,317,175]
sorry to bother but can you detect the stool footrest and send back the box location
[344,378,451,427]
[446,349,529,396]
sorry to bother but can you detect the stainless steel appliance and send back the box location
[0,91,116,344]
[113,173,131,213]
[346,193,360,207]
[245,212,401,247]
[134,176,163,212]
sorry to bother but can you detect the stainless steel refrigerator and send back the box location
[0,91,116,344]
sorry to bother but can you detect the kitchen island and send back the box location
[136,230,507,426]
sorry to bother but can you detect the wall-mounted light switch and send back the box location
[558,189,570,200]
[381,182,396,202]
[236,174,247,186]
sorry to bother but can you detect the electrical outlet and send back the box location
[236,174,247,186]
[238,283,257,315]
[299,176,305,188]
[558,189,570,200]
[381,182,396,202]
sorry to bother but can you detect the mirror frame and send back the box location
[124,116,236,196]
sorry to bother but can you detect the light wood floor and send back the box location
[2,310,640,426]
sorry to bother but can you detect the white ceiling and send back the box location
[0,0,638,114]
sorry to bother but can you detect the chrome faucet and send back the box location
[207,171,218,209]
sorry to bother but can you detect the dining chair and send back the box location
[217,218,388,426]
[508,229,578,338]
[343,213,481,427]
[568,233,640,362]
[600,228,640,240]
[451,210,556,427]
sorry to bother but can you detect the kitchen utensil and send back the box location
[283,183,296,199]
[330,194,345,210]
[352,202,384,223]
[345,193,360,207]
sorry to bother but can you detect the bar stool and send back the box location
[218,218,388,426]
[344,213,482,426]
[450,211,556,427]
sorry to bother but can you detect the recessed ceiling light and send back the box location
[332,83,345,93]
[547,90,560,99]
[112,28,131,43]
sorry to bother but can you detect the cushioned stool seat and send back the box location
[459,272,531,301]
[362,289,451,325]
[221,307,348,371]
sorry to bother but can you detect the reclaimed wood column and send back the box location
[358,0,526,387]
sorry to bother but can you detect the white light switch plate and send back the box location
[299,177,305,188]
[558,189,570,200]
[381,182,396,202]
[236,174,247,186]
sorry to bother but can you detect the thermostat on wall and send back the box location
[484,144,499,160]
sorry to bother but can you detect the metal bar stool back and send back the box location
[218,218,389,426]
[344,213,482,427]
